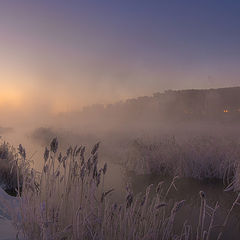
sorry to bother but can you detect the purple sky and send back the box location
[0,0,240,113]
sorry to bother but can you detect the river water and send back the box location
[127,173,240,239]
[1,129,240,240]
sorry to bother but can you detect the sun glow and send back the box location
[0,87,23,109]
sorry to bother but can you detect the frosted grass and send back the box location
[1,139,239,239]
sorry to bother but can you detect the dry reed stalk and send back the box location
[196,191,206,240]
[217,193,240,240]
[2,138,240,240]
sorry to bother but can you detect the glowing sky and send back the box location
[0,0,240,113]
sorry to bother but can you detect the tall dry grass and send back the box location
[0,141,24,195]
[2,138,240,239]
[126,136,240,190]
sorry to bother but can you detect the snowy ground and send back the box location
[0,218,18,240]
[0,187,19,240]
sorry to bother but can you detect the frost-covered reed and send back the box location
[126,136,240,189]
[2,138,240,240]
[0,141,23,195]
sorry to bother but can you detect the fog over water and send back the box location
[1,87,240,196]
[1,1,240,239]
[2,93,240,239]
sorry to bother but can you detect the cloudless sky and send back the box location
[0,0,240,113]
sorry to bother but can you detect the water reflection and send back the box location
[128,173,240,240]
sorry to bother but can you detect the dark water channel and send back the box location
[127,173,240,240]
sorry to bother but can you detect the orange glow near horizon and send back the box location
[0,87,23,109]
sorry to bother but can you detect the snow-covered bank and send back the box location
[0,218,18,240]
[0,187,19,240]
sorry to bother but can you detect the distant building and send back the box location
[160,87,240,122]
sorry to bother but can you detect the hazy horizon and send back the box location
[1,1,240,119]
[1,2,240,239]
